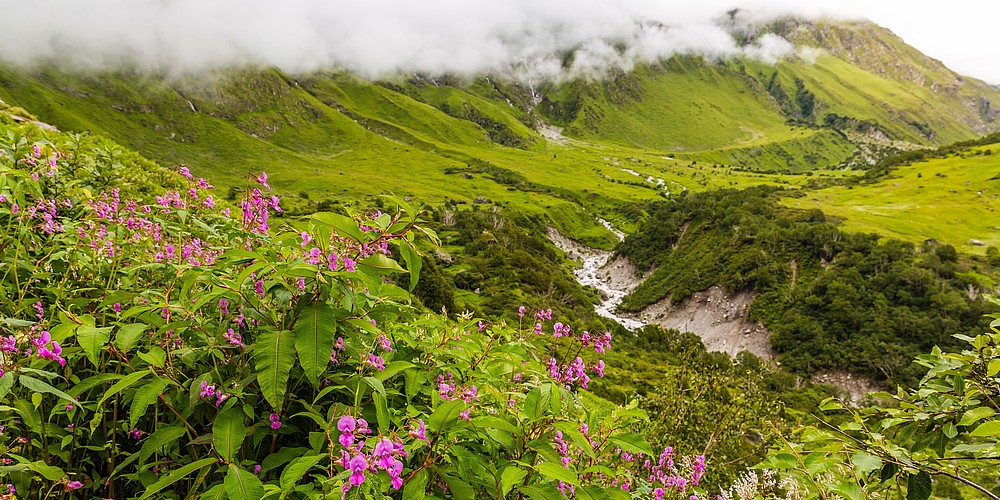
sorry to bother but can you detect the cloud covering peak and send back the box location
[0,1,845,80]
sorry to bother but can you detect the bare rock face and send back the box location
[630,286,774,360]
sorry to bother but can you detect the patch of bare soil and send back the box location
[626,286,774,360]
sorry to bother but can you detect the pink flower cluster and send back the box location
[639,446,707,495]
[240,175,282,236]
[223,328,244,348]
[548,356,603,390]
[199,380,229,408]
[336,416,407,496]
[32,330,65,367]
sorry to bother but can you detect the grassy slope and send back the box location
[788,144,1000,252]
[0,64,836,247]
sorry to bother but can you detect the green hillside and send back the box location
[0,18,998,247]
[788,143,1000,252]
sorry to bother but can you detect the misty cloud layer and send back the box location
[0,1,851,80]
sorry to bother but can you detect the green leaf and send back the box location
[832,481,864,500]
[536,462,578,486]
[213,407,246,463]
[364,376,386,397]
[116,323,149,352]
[402,468,429,500]
[439,473,475,500]
[906,471,932,500]
[375,361,416,383]
[0,372,12,400]
[130,376,168,428]
[608,433,653,457]
[374,390,389,430]
[959,407,995,426]
[399,243,422,291]
[279,454,323,492]
[428,400,466,433]
[359,253,405,273]
[501,466,528,497]
[518,484,563,500]
[988,359,1000,377]
[880,462,899,482]
[851,452,882,475]
[255,330,296,410]
[310,212,365,241]
[18,375,79,406]
[98,370,150,407]
[766,453,799,470]
[138,457,217,499]
[225,464,264,500]
[78,323,112,366]
[293,301,336,386]
[138,425,186,463]
[970,420,1000,437]
[14,399,42,434]
[28,461,65,481]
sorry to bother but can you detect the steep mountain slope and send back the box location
[0,17,997,233]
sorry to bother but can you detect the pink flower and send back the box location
[66,481,82,490]
[348,455,367,486]
[269,413,281,430]
[255,172,271,190]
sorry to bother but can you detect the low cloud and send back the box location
[0,1,857,80]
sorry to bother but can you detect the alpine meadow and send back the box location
[2,3,1000,500]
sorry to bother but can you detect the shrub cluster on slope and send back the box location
[618,186,997,385]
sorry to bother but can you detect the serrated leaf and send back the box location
[255,330,296,410]
[501,466,528,497]
[439,473,475,500]
[374,390,389,430]
[0,372,13,400]
[225,464,264,500]
[958,407,995,426]
[279,454,323,492]
[213,407,246,463]
[428,400,466,433]
[138,425,186,463]
[78,323,111,366]
[359,253,405,273]
[293,301,336,386]
[18,375,79,406]
[116,323,148,352]
[399,243,421,291]
[131,376,168,428]
[27,461,64,481]
[375,361,415,382]
[536,462,578,486]
[906,471,932,500]
[608,433,653,457]
[851,451,882,475]
[832,481,864,500]
[402,467,428,500]
[970,420,1000,437]
[138,457,217,499]
[99,370,150,407]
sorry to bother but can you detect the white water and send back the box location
[548,223,645,330]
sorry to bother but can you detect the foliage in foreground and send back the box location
[0,129,714,498]
[755,300,1000,500]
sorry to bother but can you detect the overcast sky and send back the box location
[0,0,996,83]
[733,0,1000,84]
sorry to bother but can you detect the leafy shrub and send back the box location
[0,129,715,498]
